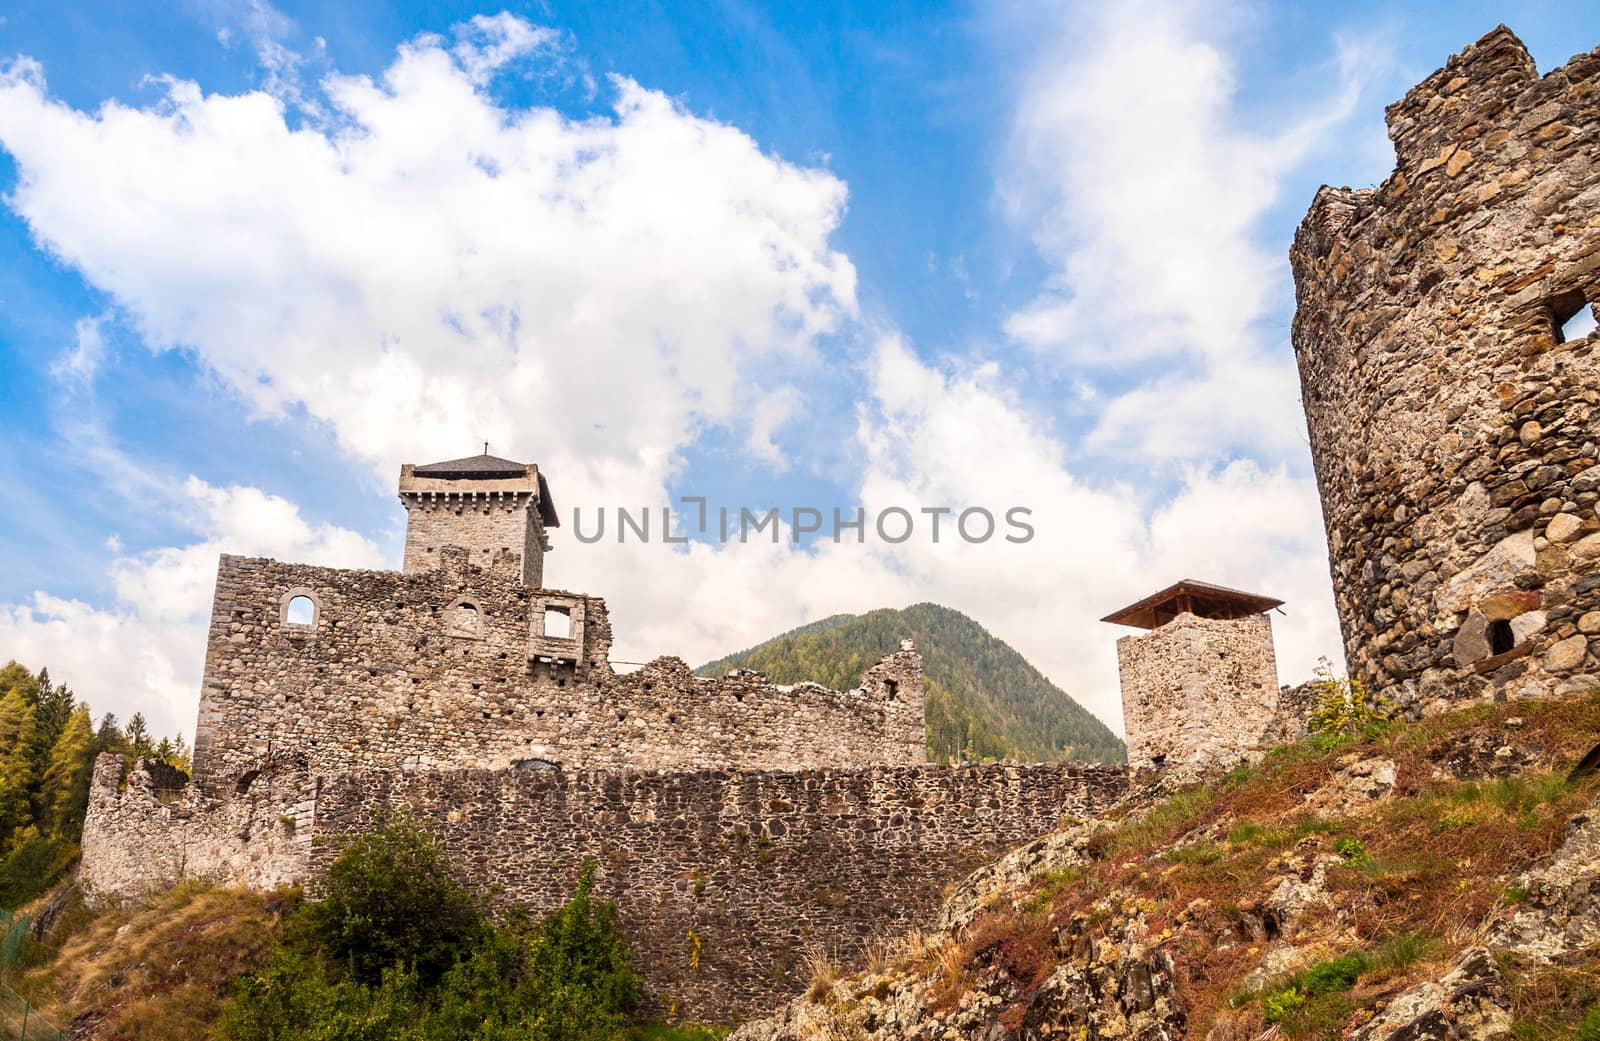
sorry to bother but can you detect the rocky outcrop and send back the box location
[1349,948,1513,1041]
[1493,803,1600,959]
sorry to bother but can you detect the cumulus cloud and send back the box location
[1000,0,1378,461]
[0,16,855,514]
[0,479,383,738]
[0,5,1354,739]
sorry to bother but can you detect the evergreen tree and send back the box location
[125,712,154,758]
[0,689,40,844]
[42,705,94,841]
[93,712,125,755]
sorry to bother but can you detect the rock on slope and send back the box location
[733,691,1600,1041]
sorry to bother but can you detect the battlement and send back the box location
[1292,26,1600,711]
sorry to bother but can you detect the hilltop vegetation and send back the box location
[734,688,1600,1041]
[0,661,189,910]
[698,604,1125,764]
[11,818,711,1041]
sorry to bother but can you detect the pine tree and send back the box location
[41,706,94,841]
[125,713,154,759]
[93,713,124,755]
[0,689,40,845]
[169,732,193,775]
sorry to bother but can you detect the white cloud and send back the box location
[0,6,1356,744]
[49,315,106,385]
[0,16,855,515]
[999,0,1378,461]
[0,479,382,739]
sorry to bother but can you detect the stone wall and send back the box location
[77,753,313,902]
[1291,27,1600,713]
[79,754,1126,1020]
[190,553,926,792]
[1116,613,1280,776]
[401,494,547,587]
[311,761,1128,1020]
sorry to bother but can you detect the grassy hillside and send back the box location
[697,603,1125,764]
[734,688,1600,1041]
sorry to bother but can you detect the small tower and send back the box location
[398,451,559,587]
[1103,579,1283,777]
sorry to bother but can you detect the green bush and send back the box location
[1299,952,1368,997]
[1333,837,1373,869]
[1305,658,1391,738]
[1579,1006,1600,1041]
[222,821,642,1041]
[303,814,483,985]
[1261,987,1305,1022]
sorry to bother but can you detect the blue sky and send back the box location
[0,0,1595,739]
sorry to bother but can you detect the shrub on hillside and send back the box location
[222,819,641,1041]
[1305,658,1392,739]
[302,813,483,985]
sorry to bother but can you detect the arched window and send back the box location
[284,595,316,626]
[1488,619,1515,656]
[446,597,482,638]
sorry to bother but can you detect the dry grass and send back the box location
[802,948,841,1004]
[911,688,1600,1039]
[12,882,294,1041]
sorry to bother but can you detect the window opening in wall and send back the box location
[544,606,572,639]
[1489,619,1516,656]
[1551,290,1597,344]
[456,602,479,629]
[884,679,899,700]
[285,595,315,626]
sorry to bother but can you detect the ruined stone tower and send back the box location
[399,451,558,588]
[1104,580,1284,776]
[1291,27,1600,713]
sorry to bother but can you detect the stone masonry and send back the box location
[1116,613,1281,777]
[1104,580,1302,778]
[1292,27,1600,713]
[80,755,1126,1019]
[189,550,924,792]
[82,450,1127,1021]
[398,455,557,588]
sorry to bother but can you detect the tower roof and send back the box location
[1101,579,1282,630]
[401,452,559,527]
[412,453,531,479]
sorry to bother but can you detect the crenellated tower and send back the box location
[1291,26,1600,712]
[398,451,559,588]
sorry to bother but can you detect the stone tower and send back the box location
[1291,27,1600,713]
[399,452,559,588]
[1104,580,1284,776]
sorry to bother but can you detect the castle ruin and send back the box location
[1292,26,1600,714]
[81,452,1126,1020]
[74,23,1600,1025]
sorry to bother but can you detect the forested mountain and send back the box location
[697,603,1125,764]
[0,661,190,909]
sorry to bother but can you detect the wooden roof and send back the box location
[413,452,530,478]
[1101,579,1283,630]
